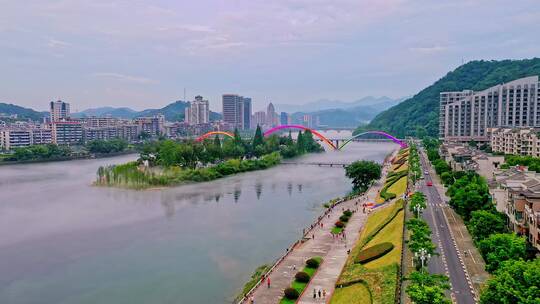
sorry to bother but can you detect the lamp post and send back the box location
[413,204,423,217]
[414,248,431,271]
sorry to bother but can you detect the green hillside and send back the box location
[0,103,47,121]
[356,58,540,137]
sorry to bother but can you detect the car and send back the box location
[424,170,429,175]
[427,181,433,186]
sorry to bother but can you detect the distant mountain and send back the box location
[73,100,222,122]
[72,107,137,119]
[290,103,390,128]
[0,103,47,121]
[358,58,540,137]
[275,96,405,113]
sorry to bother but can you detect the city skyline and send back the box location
[2,1,540,111]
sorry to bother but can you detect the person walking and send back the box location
[313,288,316,299]
[318,289,321,298]
[267,277,271,288]
[323,289,327,299]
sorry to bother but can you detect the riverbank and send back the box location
[0,150,137,166]
[238,148,399,304]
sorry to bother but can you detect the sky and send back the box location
[1,0,539,112]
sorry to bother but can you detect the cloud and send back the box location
[47,38,72,48]
[157,24,215,33]
[92,73,156,84]
[409,45,448,54]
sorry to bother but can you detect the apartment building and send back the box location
[440,76,540,142]
[185,95,210,125]
[222,94,252,130]
[51,121,83,145]
[50,100,70,122]
[83,124,140,142]
[490,127,540,156]
[0,128,52,150]
[134,115,165,136]
[495,167,540,251]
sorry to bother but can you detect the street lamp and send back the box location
[413,204,424,217]
[414,248,431,270]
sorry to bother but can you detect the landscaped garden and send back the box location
[330,199,405,304]
[280,257,323,304]
[376,149,409,203]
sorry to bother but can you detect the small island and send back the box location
[95,126,324,189]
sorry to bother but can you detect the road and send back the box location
[418,149,476,304]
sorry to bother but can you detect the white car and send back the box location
[424,170,429,175]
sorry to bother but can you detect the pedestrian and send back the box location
[313,289,316,298]
[293,264,296,271]
[323,289,327,299]
[250,295,255,304]
[312,234,315,239]
[318,289,321,298]
[267,277,271,288]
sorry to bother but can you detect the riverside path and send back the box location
[243,151,396,304]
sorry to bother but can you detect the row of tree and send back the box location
[7,144,72,161]
[139,126,324,169]
[86,139,128,154]
[423,138,539,303]
[405,190,451,304]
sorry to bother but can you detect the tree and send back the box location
[345,160,382,192]
[480,259,540,304]
[468,210,507,241]
[406,271,451,304]
[478,233,527,273]
[252,125,264,148]
[296,131,305,153]
[157,140,179,167]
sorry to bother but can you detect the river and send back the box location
[0,136,395,304]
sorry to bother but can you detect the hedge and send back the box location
[356,242,395,264]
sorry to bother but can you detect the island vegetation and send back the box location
[95,126,324,189]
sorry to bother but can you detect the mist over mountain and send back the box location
[274,96,406,113]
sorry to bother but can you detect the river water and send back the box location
[0,135,395,304]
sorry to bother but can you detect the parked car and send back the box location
[424,170,429,175]
[427,181,433,186]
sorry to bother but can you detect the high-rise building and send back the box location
[50,100,70,122]
[185,95,210,125]
[242,97,252,130]
[266,103,277,127]
[222,94,252,130]
[280,112,288,126]
[252,111,267,128]
[440,76,540,142]
[302,114,313,128]
[134,115,165,136]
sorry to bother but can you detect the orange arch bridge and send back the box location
[195,131,234,142]
[263,125,337,150]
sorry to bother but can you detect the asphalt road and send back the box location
[417,150,476,304]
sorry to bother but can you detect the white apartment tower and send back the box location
[440,76,540,141]
[185,95,209,125]
[50,100,70,122]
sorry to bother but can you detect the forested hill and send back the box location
[355,58,540,137]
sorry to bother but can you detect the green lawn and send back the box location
[331,201,404,304]
[386,176,407,198]
[331,282,371,304]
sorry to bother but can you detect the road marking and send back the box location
[469,250,477,264]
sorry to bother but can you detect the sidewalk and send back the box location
[246,154,394,304]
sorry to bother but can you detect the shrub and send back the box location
[284,287,300,299]
[335,221,345,228]
[306,258,320,269]
[339,215,350,222]
[295,271,311,283]
[343,210,353,217]
[356,242,395,264]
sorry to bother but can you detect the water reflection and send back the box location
[0,141,395,304]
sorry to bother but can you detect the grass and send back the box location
[331,282,372,304]
[236,264,271,301]
[279,257,322,304]
[331,200,404,304]
[385,176,407,199]
[332,226,344,234]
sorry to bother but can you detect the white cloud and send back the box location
[92,73,156,84]
[409,46,448,54]
[47,38,72,48]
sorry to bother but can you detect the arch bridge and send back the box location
[195,127,406,150]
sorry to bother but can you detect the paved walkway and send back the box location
[245,154,395,304]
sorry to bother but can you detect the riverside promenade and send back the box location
[242,154,394,304]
